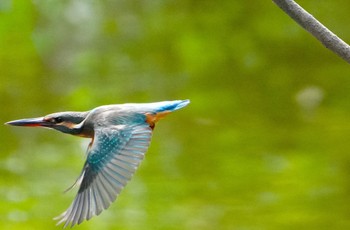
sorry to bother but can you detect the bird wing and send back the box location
[54,124,152,228]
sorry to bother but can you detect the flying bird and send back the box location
[6,99,190,227]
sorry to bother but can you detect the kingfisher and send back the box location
[6,99,190,228]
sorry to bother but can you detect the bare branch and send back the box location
[272,0,350,64]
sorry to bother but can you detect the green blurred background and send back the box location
[1,0,350,229]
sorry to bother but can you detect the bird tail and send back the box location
[154,99,190,112]
[144,100,189,128]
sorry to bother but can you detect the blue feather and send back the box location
[154,99,190,112]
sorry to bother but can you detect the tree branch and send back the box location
[272,0,350,64]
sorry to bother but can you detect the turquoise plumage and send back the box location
[6,100,190,227]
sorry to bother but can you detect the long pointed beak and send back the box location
[5,117,51,127]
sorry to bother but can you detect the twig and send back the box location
[272,0,350,64]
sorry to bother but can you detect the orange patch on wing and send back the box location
[145,111,171,129]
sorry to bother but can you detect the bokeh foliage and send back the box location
[1,0,350,229]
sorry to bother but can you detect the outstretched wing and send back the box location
[55,124,152,228]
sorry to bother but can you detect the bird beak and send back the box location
[5,117,52,127]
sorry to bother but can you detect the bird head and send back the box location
[6,111,89,136]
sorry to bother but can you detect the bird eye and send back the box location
[54,117,63,123]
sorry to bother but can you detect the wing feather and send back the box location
[79,189,89,223]
[86,188,94,220]
[104,164,129,185]
[55,124,152,227]
[65,192,81,227]
[77,191,85,224]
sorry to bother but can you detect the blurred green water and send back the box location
[1,0,350,229]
